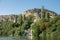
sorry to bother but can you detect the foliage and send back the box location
[0,13,60,40]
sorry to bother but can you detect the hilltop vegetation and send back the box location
[0,6,60,40]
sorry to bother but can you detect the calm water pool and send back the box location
[0,36,28,40]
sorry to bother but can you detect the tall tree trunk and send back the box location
[42,30,46,40]
[46,28,51,40]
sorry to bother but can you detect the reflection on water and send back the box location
[0,37,14,40]
[0,36,28,40]
[0,37,19,40]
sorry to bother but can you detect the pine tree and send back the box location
[41,6,45,19]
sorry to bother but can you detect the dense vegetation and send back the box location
[0,7,60,40]
[0,14,34,37]
[31,16,60,40]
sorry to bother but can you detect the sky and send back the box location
[0,0,60,15]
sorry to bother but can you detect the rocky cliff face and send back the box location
[0,15,19,23]
[23,8,57,22]
[24,8,57,17]
[0,8,58,22]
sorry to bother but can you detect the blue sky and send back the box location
[0,0,60,15]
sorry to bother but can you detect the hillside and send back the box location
[24,8,57,17]
[0,7,58,22]
[0,7,60,40]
